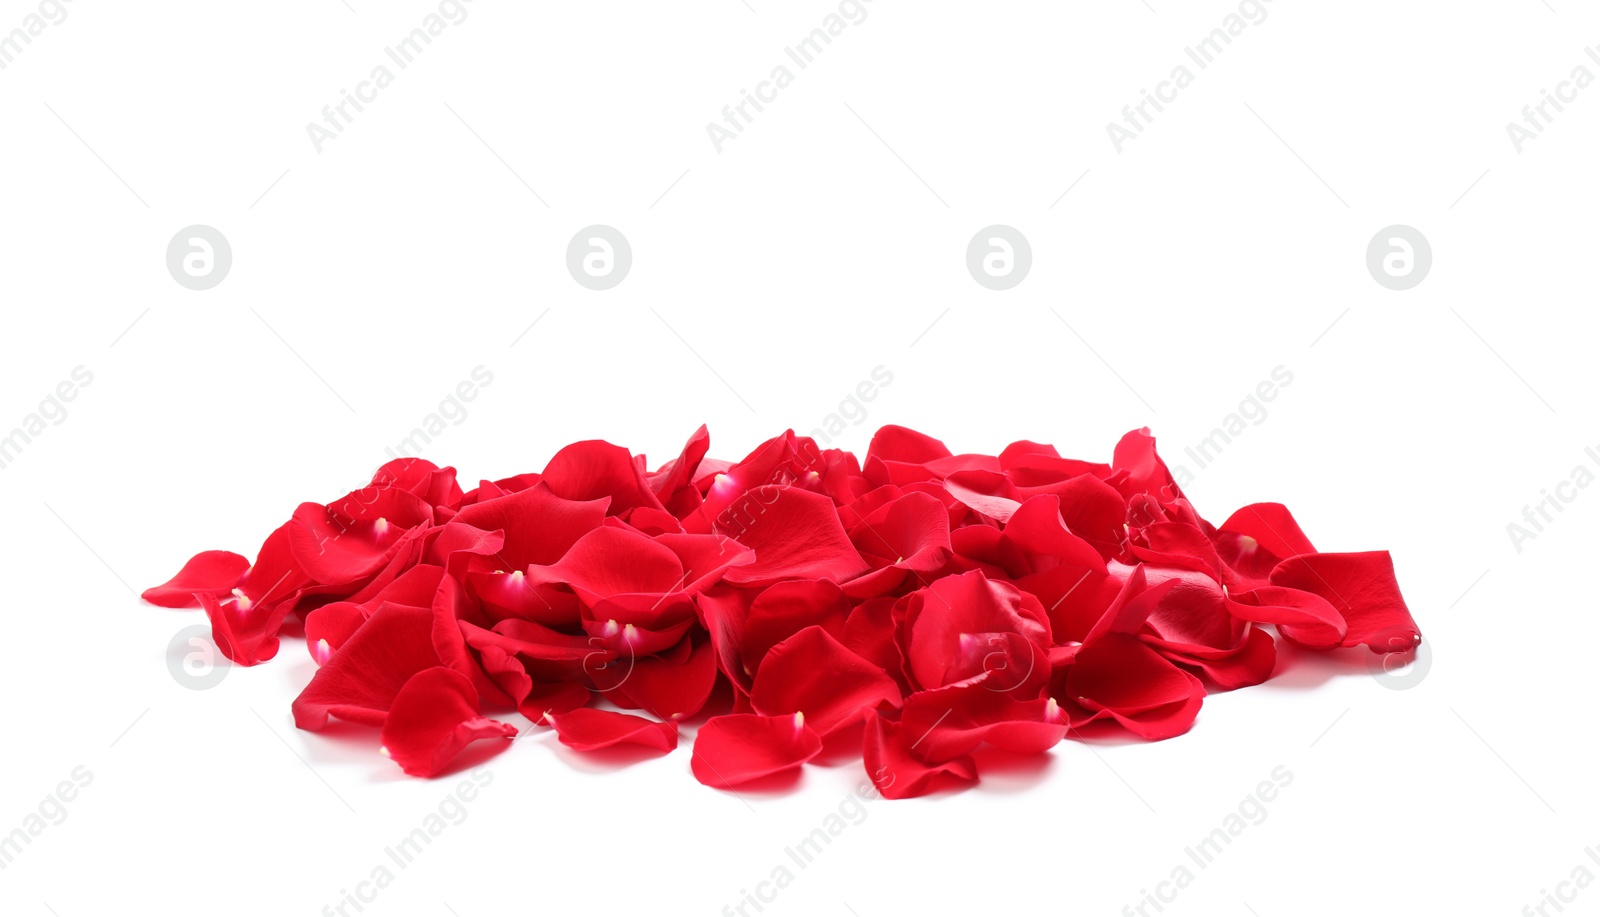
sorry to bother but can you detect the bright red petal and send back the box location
[690,713,822,788]
[861,712,978,800]
[142,550,249,607]
[550,708,677,753]
[380,667,517,777]
[752,626,901,737]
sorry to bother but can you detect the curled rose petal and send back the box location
[380,667,518,777]
[1269,551,1421,653]
[717,486,868,587]
[292,603,443,730]
[751,626,901,737]
[861,712,978,800]
[141,550,250,607]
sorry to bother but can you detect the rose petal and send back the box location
[380,667,517,777]
[861,712,978,800]
[550,708,678,753]
[141,550,250,607]
[1269,551,1420,653]
[691,713,822,788]
[752,626,901,737]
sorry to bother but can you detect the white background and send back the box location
[2,1,1596,915]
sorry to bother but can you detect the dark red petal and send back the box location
[550,708,677,753]
[691,713,823,788]
[1270,551,1421,653]
[142,551,249,607]
[861,712,978,800]
[752,626,901,737]
[380,667,517,777]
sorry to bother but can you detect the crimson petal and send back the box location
[691,713,823,788]
[380,667,517,777]
[550,708,677,753]
[142,550,250,607]
[752,626,901,737]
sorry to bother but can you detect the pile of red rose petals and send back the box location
[143,426,1420,798]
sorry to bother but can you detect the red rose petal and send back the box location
[690,713,823,788]
[380,667,518,777]
[717,486,868,587]
[292,603,443,730]
[751,626,901,737]
[1269,551,1421,653]
[861,712,978,800]
[141,550,250,607]
[550,708,678,753]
